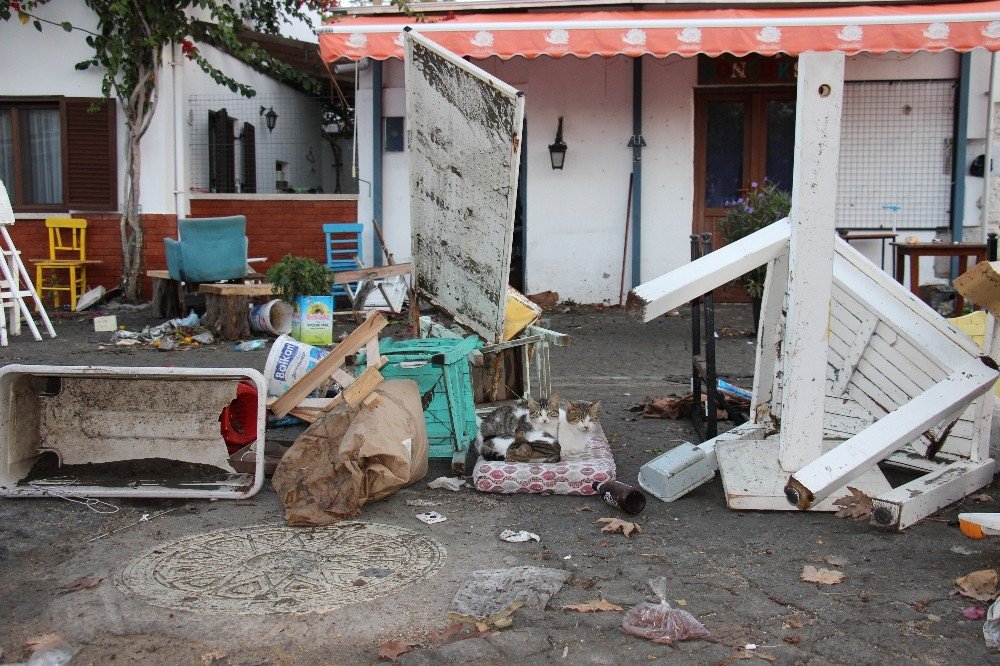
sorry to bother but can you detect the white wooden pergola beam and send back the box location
[626,218,790,322]
[785,358,999,509]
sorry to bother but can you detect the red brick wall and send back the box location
[7,213,176,301]
[7,196,357,301]
[189,197,359,270]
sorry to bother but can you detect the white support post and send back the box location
[777,51,845,472]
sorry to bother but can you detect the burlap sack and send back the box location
[273,379,429,525]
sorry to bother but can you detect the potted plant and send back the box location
[267,254,337,345]
[719,180,792,329]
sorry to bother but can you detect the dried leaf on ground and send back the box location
[598,517,642,538]
[56,575,103,595]
[200,652,226,665]
[562,599,624,613]
[823,555,849,567]
[833,487,873,521]
[783,634,801,645]
[954,569,1000,601]
[378,640,418,662]
[800,565,845,586]
[785,618,806,629]
[428,623,489,647]
[969,493,993,503]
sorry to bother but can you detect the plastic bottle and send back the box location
[233,339,267,352]
[593,479,647,514]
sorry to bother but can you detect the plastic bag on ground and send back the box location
[986,596,1000,649]
[622,577,709,645]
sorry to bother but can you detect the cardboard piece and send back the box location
[272,380,429,525]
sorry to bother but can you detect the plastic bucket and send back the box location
[250,299,293,336]
[263,334,330,398]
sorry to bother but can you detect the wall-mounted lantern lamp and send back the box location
[259,105,278,133]
[548,116,567,170]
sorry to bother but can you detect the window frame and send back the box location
[0,96,69,213]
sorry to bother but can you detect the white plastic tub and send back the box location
[0,364,266,499]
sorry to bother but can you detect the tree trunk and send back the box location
[121,131,144,303]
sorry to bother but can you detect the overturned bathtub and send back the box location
[0,365,266,499]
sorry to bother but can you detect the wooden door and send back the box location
[694,88,795,301]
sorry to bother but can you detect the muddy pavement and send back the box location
[0,304,995,664]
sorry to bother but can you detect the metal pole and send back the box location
[951,53,971,279]
[701,232,717,440]
[372,60,384,268]
[982,52,997,244]
[628,57,646,289]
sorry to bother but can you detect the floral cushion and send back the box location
[473,422,615,495]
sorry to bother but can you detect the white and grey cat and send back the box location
[528,395,602,461]
[475,403,560,463]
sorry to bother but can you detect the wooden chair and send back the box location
[323,222,364,301]
[32,217,101,310]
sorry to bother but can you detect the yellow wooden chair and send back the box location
[32,217,101,310]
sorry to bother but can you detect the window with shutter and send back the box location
[66,98,117,210]
[241,122,256,193]
[0,96,117,212]
[208,108,236,193]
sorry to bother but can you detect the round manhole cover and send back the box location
[116,522,447,615]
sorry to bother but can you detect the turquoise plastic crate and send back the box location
[358,335,481,458]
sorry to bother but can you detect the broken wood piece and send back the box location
[333,263,411,285]
[331,367,355,389]
[288,408,321,424]
[269,313,388,417]
[268,396,335,411]
[362,393,381,409]
[954,260,1000,317]
[343,367,384,407]
[198,283,278,297]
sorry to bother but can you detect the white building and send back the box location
[320,0,1000,304]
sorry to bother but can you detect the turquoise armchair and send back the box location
[164,216,248,283]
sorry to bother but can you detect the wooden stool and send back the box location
[199,282,277,340]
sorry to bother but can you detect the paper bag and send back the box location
[273,379,429,525]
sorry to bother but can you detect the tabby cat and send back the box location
[475,403,561,464]
[556,399,601,460]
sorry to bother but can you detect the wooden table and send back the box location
[837,230,898,271]
[893,242,988,315]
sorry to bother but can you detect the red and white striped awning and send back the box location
[318,2,1000,61]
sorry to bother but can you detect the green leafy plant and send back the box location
[267,254,336,304]
[718,180,791,298]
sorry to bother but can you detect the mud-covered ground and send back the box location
[0,304,996,665]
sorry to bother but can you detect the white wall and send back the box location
[2,0,332,215]
[355,49,990,303]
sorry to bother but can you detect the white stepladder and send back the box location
[0,179,56,346]
[629,52,998,531]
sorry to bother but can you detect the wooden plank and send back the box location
[362,393,381,409]
[872,459,997,530]
[333,262,411,285]
[787,359,998,508]
[331,368,355,388]
[268,396,336,410]
[830,311,877,396]
[269,313,388,417]
[778,51,845,472]
[626,219,790,323]
[751,251,789,426]
[146,269,172,280]
[288,408,320,424]
[199,283,277,297]
[342,367,384,408]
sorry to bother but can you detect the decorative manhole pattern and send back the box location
[116,522,447,615]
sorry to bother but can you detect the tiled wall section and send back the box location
[7,197,357,300]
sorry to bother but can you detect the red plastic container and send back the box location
[219,380,259,454]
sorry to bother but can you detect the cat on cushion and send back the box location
[555,399,601,460]
[476,403,561,464]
